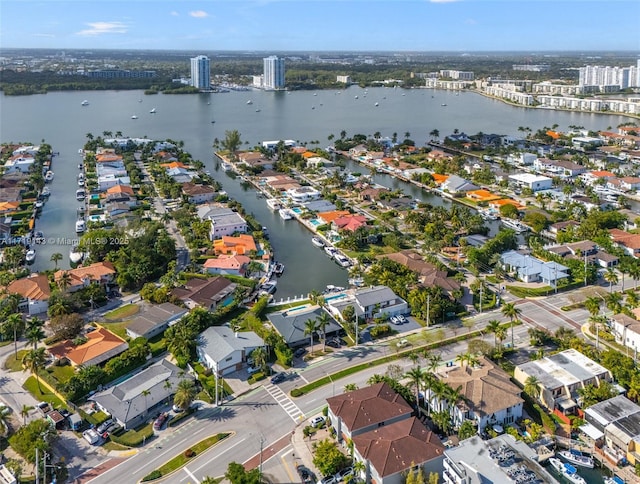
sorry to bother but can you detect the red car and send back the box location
[153,412,168,430]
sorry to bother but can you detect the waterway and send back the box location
[0,87,629,298]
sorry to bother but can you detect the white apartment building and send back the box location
[484,85,534,106]
[424,79,473,90]
[190,55,211,90]
[336,75,352,83]
[286,186,322,203]
[579,62,640,89]
[263,56,285,90]
[536,95,640,115]
[439,70,474,80]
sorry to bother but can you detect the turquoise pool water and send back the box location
[292,207,303,214]
[310,219,321,226]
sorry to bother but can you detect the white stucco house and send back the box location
[197,326,264,376]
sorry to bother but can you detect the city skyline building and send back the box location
[263,55,285,90]
[190,55,211,90]
[578,61,640,89]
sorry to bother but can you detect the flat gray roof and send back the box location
[199,326,264,362]
[267,305,342,346]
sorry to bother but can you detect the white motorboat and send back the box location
[334,253,352,268]
[33,231,45,244]
[266,198,282,211]
[311,237,325,248]
[220,162,233,172]
[349,277,365,287]
[81,100,89,106]
[150,107,156,114]
[25,249,36,263]
[131,115,138,119]
[41,187,50,197]
[76,189,86,201]
[259,280,277,295]
[246,100,253,105]
[75,220,86,234]
[501,218,528,233]
[549,458,586,484]
[479,208,498,221]
[604,476,625,484]
[35,200,44,209]
[279,208,293,220]
[324,246,338,258]
[69,246,85,264]
[558,450,594,469]
[274,262,285,277]
[44,171,54,182]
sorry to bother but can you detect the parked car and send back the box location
[397,314,408,324]
[172,404,184,413]
[335,467,354,481]
[294,347,307,358]
[270,372,286,384]
[296,465,316,484]
[97,419,113,434]
[83,429,101,445]
[326,338,341,348]
[389,315,399,325]
[247,365,261,375]
[396,339,410,348]
[153,412,168,430]
[309,416,326,428]
[320,476,338,484]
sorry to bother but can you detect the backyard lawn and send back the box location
[23,376,67,409]
[104,304,139,321]
[101,321,131,340]
[48,364,76,383]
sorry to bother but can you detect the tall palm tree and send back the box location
[20,404,34,425]
[584,296,602,317]
[173,379,197,411]
[6,313,23,359]
[26,317,45,350]
[304,318,318,355]
[404,366,425,416]
[604,267,619,292]
[427,354,443,374]
[495,326,508,350]
[501,302,521,349]
[141,389,151,417]
[50,252,63,269]
[316,312,331,352]
[163,379,173,404]
[22,348,46,393]
[251,346,267,373]
[486,320,501,348]
[57,271,72,292]
[524,376,541,400]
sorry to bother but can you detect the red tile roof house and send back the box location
[203,254,251,276]
[327,382,445,484]
[54,261,116,293]
[5,274,51,315]
[333,214,368,232]
[610,229,640,258]
[48,327,128,367]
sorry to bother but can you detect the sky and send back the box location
[1,0,639,52]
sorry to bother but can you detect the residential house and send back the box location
[317,210,351,225]
[48,327,128,367]
[104,191,137,207]
[327,383,445,484]
[286,186,322,203]
[197,206,247,240]
[514,349,613,415]
[581,170,617,186]
[619,209,640,230]
[97,173,131,192]
[508,173,553,191]
[203,255,251,276]
[306,156,332,168]
[610,228,640,258]
[377,197,415,211]
[171,277,237,311]
[213,234,257,256]
[326,285,408,321]
[465,189,502,203]
[534,158,586,178]
[441,175,478,194]
[488,198,525,212]
[3,154,35,173]
[381,250,461,294]
[333,214,368,232]
[5,274,50,315]
[54,261,116,292]
[266,305,343,348]
[181,182,216,204]
[548,220,580,238]
[610,314,640,356]
[433,358,524,433]
[237,152,273,171]
[500,250,569,287]
[572,195,608,211]
[443,435,556,484]
[91,359,195,429]
[197,326,264,376]
[125,302,187,340]
[359,187,389,202]
[619,177,640,192]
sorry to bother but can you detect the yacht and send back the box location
[274,262,285,277]
[266,198,282,211]
[76,189,86,201]
[75,220,86,234]
[69,246,85,264]
[549,458,586,484]
[78,175,85,187]
[324,246,338,258]
[149,107,156,114]
[259,280,277,295]
[334,253,352,268]
[604,476,625,484]
[278,208,293,220]
[220,162,233,172]
[25,249,36,263]
[44,171,54,183]
[311,236,325,248]
[501,218,528,233]
[81,100,89,106]
[558,450,594,468]
[41,187,50,197]
[131,115,138,119]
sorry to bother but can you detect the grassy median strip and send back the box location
[141,433,231,482]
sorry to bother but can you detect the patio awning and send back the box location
[557,397,577,411]
[580,423,604,440]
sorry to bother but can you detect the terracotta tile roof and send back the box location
[54,261,116,287]
[0,201,21,213]
[588,170,616,178]
[203,254,251,270]
[334,215,367,232]
[106,184,134,196]
[466,189,502,202]
[318,210,351,224]
[213,234,257,255]
[95,153,123,163]
[161,161,189,170]
[6,274,50,301]
[47,327,127,366]
[489,198,525,210]
[431,173,449,185]
[327,382,413,433]
[381,250,460,293]
[182,182,215,196]
[352,417,445,478]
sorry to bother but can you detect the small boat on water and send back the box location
[259,280,277,295]
[479,208,498,221]
[131,115,138,119]
[279,208,293,220]
[266,198,282,211]
[349,277,365,287]
[311,237,325,248]
[35,200,44,209]
[69,246,85,264]
[334,253,352,268]
[549,458,586,484]
[25,249,36,263]
[558,449,594,469]
[150,107,156,114]
[75,220,86,234]
[441,103,447,106]
[78,163,83,170]
[220,162,233,172]
[81,100,89,106]
[76,189,86,201]
[33,231,45,244]
[77,206,85,215]
[246,100,253,105]
[502,218,528,233]
[44,171,54,182]
[274,262,285,277]
[604,476,625,484]
[41,187,50,197]
[324,246,338,258]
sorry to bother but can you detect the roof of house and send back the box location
[334,215,367,232]
[327,382,413,432]
[48,327,127,366]
[266,305,342,345]
[171,277,236,308]
[213,234,257,255]
[6,273,51,301]
[54,261,116,287]
[354,285,400,308]
[318,210,351,224]
[442,175,478,192]
[106,184,135,196]
[381,251,461,293]
[352,417,445,478]
[203,254,251,271]
[438,358,523,418]
[199,326,264,363]
[466,189,502,202]
[585,395,640,438]
[182,182,215,196]
[92,359,194,426]
[126,302,187,337]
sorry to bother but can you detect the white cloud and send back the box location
[76,22,127,36]
[189,10,209,18]
[170,11,179,17]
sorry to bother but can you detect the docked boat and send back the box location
[349,277,365,287]
[324,246,338,258]
[69,246,85,264]
[479,208,498,221]
[558,450,594,469]
[78,163,83,170]
[334,253,352,268]
[41,187,50,197]
[33,231,45,244]
[279,208,293,220]
[25,249,36,263]
[131,115,138,119]
[78,175,85,187]
[259,280,277,295]
[266,198,282,211]
[604,476,625,484]
[274,262,285,277]
[150,107,156,114]
[76,189,86,201]
[549,458,586,484]
[220,162,233,172]
[501,218,528,233]
[75,220,86,234]
[311,236,325,248]
[77,206,85,215]
[44,171,54,183]
[441,103,447,106]
[35,200,44,209]
[81,100,89,106]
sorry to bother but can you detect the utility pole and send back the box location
[214,371,219,406]
[354,314,359,345]
[427,295,430,327]
[36,448,39,484]
[479,281,483,314]
[584,252,588,287]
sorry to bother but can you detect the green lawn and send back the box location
[4,350,29,372]
[111,423,154,447]
[104,304,139,321]
[23,376,67,409]
[48,364,75,383]
[101,321,131,340]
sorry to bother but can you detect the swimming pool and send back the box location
[310,219,321,226]
[292,207,303,214]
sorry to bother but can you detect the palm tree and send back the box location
[163,379,173,404]
[429,129,440,141]
[604,267,619,292]
[25,318,45,350]
[486,320,501,348]
[427,354,443,373]
[501,302,521,349]
[6,313,23,359]
[50,252,63,269]
[584,296,602,317]
[22,348,46,393]
[57,271,72,292]
[141,389,151,417]
[524,376,541,400]
[316,312,331,352]
[20,404,34,425]
[404,366,425,416]
[304,318,318,355]
[344,383,358,392]
[495,326,508,350]
[251,346,267,373]
[173,379,197,411]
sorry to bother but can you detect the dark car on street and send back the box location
[270,372,286,384]
[294,347,307,358]
[153,412,168,430]
[296,465,316,484]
